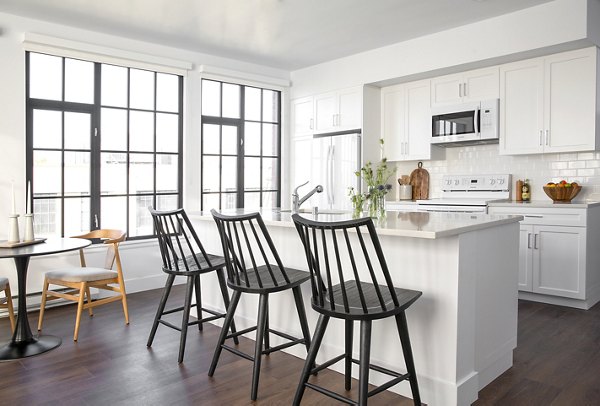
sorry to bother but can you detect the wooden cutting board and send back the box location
[409,161,429,200]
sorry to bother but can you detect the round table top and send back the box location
[0,238,91,259]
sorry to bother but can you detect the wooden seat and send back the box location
[0,277,15,333]
[147,207,238,364]
[209,210,312,401]
[38,229,129,341]
[292,214,422,406]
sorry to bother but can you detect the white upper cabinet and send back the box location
[382,79,443,161]
[291,96,314,137]
[314,86,362,133]
[500,47,598,155]
[431,66,499,107]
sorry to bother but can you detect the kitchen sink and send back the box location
[274,208,349,215]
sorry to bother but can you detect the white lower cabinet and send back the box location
[519,224,585,299]
[489,205,600,308]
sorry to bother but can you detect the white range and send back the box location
[417,174,511,213]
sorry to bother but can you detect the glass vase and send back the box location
[368,193,386,219]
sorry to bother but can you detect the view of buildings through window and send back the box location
[200,79,281,210]
[26,52,183,239]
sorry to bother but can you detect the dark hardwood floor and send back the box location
[3,287,600,405]
[0,286,410,405]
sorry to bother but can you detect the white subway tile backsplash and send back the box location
[391,144,600,201]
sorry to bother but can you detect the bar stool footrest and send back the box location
[304,382,357,405]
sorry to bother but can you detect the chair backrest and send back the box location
[292,214,400,314]
[149,207,216,273]
[73,229,126,272]
[211,209,290,288]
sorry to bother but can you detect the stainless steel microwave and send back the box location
[431,99,499,146]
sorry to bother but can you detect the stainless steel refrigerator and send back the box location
[309,131,361,211]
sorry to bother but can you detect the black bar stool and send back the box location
[209,210,312,401]
[147,207,238,363]
[292,214,423,406]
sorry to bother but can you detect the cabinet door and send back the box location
[462,67,499,102]
[533,225,586,299]
[431,73,462,106]
[405,80,432,160]
[291,137,314,195]
[314,92,336,133]
[381,85,406,162]
[544,48,597,153]
[337,87,362,130]
[519,225,534,291]
[499,58,544,155]
[291,97,314,137]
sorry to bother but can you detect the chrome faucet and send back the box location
[292,181,323,213]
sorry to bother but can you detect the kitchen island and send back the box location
[189,210,523,406]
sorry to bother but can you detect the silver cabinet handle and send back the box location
[405,142,409,156]
[463,82,468,97]
[534,233,539,249]
[539,130,543,146]
[545,129,550,146]
[310,118,313,130]
[459,83,463,98]
[527,233,532,249]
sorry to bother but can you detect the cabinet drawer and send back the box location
[488,206,587,227]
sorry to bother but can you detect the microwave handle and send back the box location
[474,107,480,136]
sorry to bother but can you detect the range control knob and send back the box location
[454,179,460,185]
[445,179,452,185]
[489,179,496,185]
[498,178,505,185]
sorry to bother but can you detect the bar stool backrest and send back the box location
[292,214,400,314]
[149,207,215,273]
[211,210,291,288]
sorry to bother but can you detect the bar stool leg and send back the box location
[147,274,176,347]
[292,286,311,353]
[251,293,269,401]
[293,314,330,406]
[396,312,421,406]
[216,268,239,345]
[208,289,241,377]
[345,319,354,390]
[178,275,195,363]
[358,320,372,406]
[193,274,203,331]
[263,306,270,353]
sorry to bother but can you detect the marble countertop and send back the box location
[189,209,523,239]
[489,200,600,208]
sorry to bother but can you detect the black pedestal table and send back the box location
[0,238,91,360]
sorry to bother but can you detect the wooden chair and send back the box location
[148,207,238,364]
[0,277,15,333]
[210,210,312,401]
[292,214,423,406]
[37,229,129,341]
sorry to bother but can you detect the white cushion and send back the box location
[45,267,118,283]
[0,276,8,289]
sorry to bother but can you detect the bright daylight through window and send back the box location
[26,52,183,239]
[200,79,281,211]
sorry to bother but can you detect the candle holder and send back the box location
[23,214,35,242]
[8,214,20,243]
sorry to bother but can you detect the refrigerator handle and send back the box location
[330,145,335,205]
[326,145,332,205]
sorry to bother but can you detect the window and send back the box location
[26,52,183,239]
[200,79,281,210]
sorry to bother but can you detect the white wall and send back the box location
[0,11,290,296]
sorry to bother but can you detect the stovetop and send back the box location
[418,174,511,206]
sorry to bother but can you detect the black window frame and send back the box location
[200,78,282,210]
[25,51,184,241]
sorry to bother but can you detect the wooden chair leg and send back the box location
[178,276,195,364]
[5,284,15,333]
[396,312,422,406]
[216,268,239,345]
[345,319,354,391]
[85,286,94,317]
[37,278,50,332]
[251,293,269,401]
[193,275,203,331]
[293,314,330,406]
[147,274,176,347]
[74,282,87,341]
[208,289,241,377]
[358,320,372,406]
[120,284,129,325]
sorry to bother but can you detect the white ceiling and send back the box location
[0,0,553,70]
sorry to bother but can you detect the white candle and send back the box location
[11,181,16,215]
[27,181,31,214]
